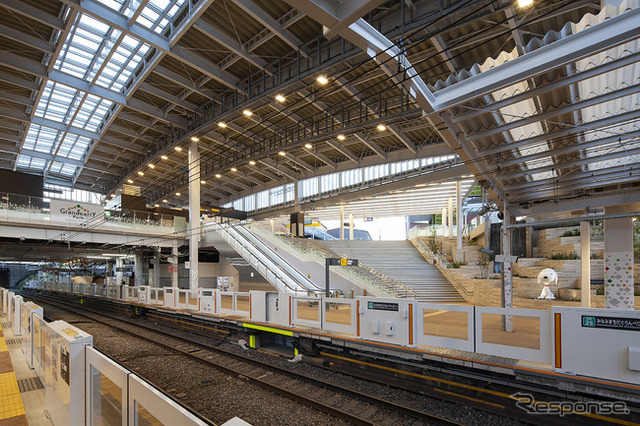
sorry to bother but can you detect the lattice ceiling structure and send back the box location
[1,0,639,216]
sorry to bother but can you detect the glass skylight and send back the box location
[23,125,61,154]
[16,0,185,181]
[16,155,48,172]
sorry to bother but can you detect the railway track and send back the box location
[30,293,462,426]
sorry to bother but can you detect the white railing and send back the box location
[0,192,182,235]
[15,283,640,385]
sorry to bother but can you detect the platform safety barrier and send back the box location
[86,346,206,425]
[20,283,640,385]
[0,290,208,425]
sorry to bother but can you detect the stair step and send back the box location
[323,240,464,303]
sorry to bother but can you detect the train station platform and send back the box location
[0,313,49,426]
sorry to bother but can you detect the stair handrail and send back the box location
[247,223,416,298]
[230,224,321,291]
[207,222,312,294]
[411,237,474,301]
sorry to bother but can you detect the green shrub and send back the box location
[561,229,580,237]
[551,252,580,260]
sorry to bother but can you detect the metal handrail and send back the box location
[411,237,474,300]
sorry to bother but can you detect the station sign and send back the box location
[367,301,399,312]
[326,258,359,266]
[582,315,640,332]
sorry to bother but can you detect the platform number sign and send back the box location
[582,316,596,327]
[581,315,640,331]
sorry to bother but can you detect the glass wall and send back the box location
[223,155,457,213]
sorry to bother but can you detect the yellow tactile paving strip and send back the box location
[0,323,26,423]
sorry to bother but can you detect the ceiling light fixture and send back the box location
[230,167,238,172]
[242,109,252,117]
[175,192,181,196]
[127,179,134,184]
[215,174,222,178]
[161,155,168,160]
[162,199,168,203]
[174,146,182,151]
[317,75,328,85]
[275,94,286,103]
[190,136,199,142]
[218,122,227,128]
[278,151,286,156]
[518,0,533,7]
[249,160,256,166]
[148,163,155,169]
[337,134,346,141]
[200,180,206,185]
[137,171,144,176]
[305,143,312,149]
[376,124,387,131]
[154,204,160,208]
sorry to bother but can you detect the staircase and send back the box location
[322,240,465,303]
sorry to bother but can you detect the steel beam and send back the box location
[232,0,307,57]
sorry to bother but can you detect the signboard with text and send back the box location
[582,315,640,332]
[50,200,104,223]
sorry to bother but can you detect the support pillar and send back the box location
[442,207,447,231]
[349,213,354,241]
[106,261,113,277]
[604,216,634,310]
[580,221,591,308]
[339,205,344,240]
[134,252,144,287]
[115,257,124,286]
[188,138,200,291]
[501,208,513,332]
[448,196,453,239]
[456,181,462,250]
[171,241,179,288]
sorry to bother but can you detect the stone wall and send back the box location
[533,228,604,258]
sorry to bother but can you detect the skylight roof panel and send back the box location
[96,0,125,12]
[138,16,155,29]
[60,164,78,176]
[16,155,31,168]
[57,134,78,158]
[49,161,63,174]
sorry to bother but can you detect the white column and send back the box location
[171,240,179,288]
[115,257,124,286]
[580,221,591,308]
[502,208,513,332]
[448,196,453,239]
[152,257,160,288]
[294,180,300,209]
[188,138,200,291]
[134,252,144,287]
[456,181,462,250]
[442,207,447,232]
[349,213,354,241]
[604,217,634,310]
[339,205,345,240]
